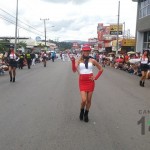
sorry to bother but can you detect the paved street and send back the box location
[0,60,150,150]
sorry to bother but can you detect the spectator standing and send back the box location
[31,52,36,66]
[139,50,149,87]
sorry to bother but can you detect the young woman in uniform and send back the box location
[71,44,103,122]
[7,46,18,82]
[140,50,149,87]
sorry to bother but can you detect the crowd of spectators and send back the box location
[93,51,150,79]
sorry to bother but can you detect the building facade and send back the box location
[97,23,117,52]
[0,36,57,52]
[133,0,150,52]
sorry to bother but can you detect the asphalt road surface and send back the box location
[0,60,150,150]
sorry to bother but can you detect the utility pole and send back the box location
[17,28,19,50]
[14,0,18,52]
[40,18,49,47]
[116,1,120,55]
[123,22,125,38]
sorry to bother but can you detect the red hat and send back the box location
[81,44,91,51]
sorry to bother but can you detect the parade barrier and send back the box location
[129,58,141,64]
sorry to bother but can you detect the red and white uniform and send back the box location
[79,62,95,92]
[9,53,17,59]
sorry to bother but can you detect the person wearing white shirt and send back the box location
[139,50,149,87]
[8,47,18,82]
[71,44,103,122]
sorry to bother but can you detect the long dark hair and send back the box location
[143,50,150,62]
[7,49,11,57]
[79,54,93,69]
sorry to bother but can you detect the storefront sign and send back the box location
[110,24,123,35]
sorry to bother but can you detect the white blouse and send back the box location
[141,57,148,64]
[79,62,93,74]
[9,53,17,59]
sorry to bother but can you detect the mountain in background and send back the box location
[62,40,87,44]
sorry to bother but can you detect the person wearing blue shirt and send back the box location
[51,52,56,62]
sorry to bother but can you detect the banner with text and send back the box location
[110,24,123,35]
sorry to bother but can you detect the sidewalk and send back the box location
[106,65,150,88]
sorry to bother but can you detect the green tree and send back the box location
[50,40,72,51]
[0,39,10,53]
[18,41,27,49]
[37,43,44,48]
[58,42,72,51]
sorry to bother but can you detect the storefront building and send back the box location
[97,23,116,52]
[132,0,150,52]
[112,39,136,53]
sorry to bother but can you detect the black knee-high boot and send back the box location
[13,77,15,82]
[84,110,89,122]
[139,80,142,86]
[142,81,145,87]
[79,108,84,120]
[9,71,12,82]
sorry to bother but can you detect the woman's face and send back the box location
[144,51,147,56]
[10,49,14,53]
[82,50,91,57]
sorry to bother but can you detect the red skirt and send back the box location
[79,73,95,92]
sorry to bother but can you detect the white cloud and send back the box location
[41,0,90,5]
[0,0,137,41]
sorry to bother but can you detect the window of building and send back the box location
[139,10,142,18]
[144,32,147,41]
[143,43,148,49]
[143,7,147,16]
[143,31,150,49]
[148,32,150,42]
[148,5,150,14]
[139,0,150,18]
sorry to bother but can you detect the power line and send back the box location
[0,15,44,37]
[0,7,43,34]
[0,7,44,37]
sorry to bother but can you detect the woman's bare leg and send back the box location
[141,71,146,81]
[140,71,147,86]
[86,92,93,111]
[12,67,16,82]
[12,67,16,78]
[80,91,87,109]
[79,91,87,120]
[84,91,93,122]
[9,66,12,82]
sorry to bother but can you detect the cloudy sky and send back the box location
[0,0,137,42]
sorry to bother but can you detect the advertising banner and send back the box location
[110,24,123,35]
[97,23,103,32]
[103,26,110,35]
[98,31,103,41]
[122,39,136,46]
